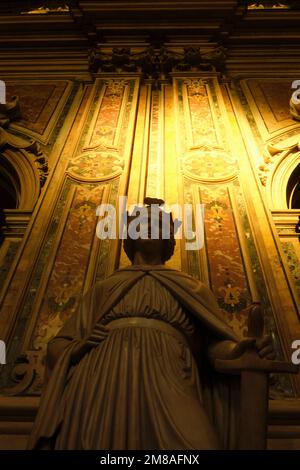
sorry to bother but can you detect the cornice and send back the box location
[0,1,299,75]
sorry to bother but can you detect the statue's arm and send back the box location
[188,278,275,365]
[45,284,109,379]
[46,324,108,376]
[187,324,239,365]
[207,339,238,362]
[207,336,275,366]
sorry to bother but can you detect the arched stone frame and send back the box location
[260,134,300,210]
[260,133,300,314]
[286,163,300,209]
[0,148,41,211]
[0,134,47,301]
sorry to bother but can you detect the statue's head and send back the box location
[123,198,179,264]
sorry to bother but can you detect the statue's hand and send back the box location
[71,324,109,364]
[88,323,109,344]
[255,334,276,360]
[228,338,256,359]
[230,335,276,360]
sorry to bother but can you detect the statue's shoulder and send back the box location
[148,267,213,298]
[157,267,205,285]
[92,267,141,294]
[93,265,207,292]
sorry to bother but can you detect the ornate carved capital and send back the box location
[0,97,49,187]
[258,141,300,187]
[89,45,227,81]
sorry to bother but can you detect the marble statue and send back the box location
[28,198,275,450]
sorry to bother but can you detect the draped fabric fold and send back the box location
[28,266,240,450]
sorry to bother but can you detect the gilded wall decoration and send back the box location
[200,186,251,336]
[6,80,72,143]
[31,185,105,354]
[21,4,70,15]
[146,88,165,198]
[0,78,139,395]
[174,75,288,374]
[239,79,299,142]
[88,80,128,148]
[247,2,290,9]
[183,79,219,147]
[175,77,228,153]
[68,147,123,181]
[235,78,300,337]
[0,81,79,376]
[182,146,238,181]
[90,45,227,80]
[67,79,135,182]
[1,70,295,399]
[175,77,253,337]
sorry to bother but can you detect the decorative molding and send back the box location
[0,1,300,76]
[259,143,282,186]
[247,2,291,9]
[1,211,32,237]
[259,140,300,190]
[272,210,300,237]
[1,354,35,397]
[21,4,70,15]
[90,46,227,82]
[182,145,238,183]
[68,144,123,182]
[0,97,49,189]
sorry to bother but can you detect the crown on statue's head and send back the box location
[126,197,182,235]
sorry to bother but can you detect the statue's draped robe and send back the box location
[28,266,240,450]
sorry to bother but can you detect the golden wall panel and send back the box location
[0,77,140,394]
[240,79,298,140]
[1,71,300,398]
[6,80,73,144]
